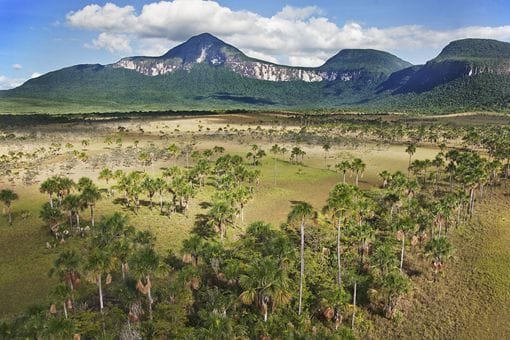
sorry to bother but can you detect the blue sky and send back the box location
[1,0,510,89]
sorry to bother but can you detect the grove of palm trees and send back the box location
[0,112,509,339]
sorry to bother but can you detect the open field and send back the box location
[0,112,509,338]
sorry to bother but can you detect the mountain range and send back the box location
[1,33,510,113]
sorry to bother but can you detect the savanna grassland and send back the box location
[0,112,509,339]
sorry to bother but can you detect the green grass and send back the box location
[0,139,425,317]
[1,114,509,339]
[372,189,510,339]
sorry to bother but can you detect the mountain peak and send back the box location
[435,38,510,61]
[320,49,412,77]
[160,32,242,62]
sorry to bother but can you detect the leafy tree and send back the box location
[0,189,18,225]
[131,246,160,320]
[49,250,81,291]
[240,257,292,322]
[288,201,314,315]
[85,249,114,312]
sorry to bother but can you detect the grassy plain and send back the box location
[0,112,508,339]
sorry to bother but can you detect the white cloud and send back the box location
[275,5,322,21]
[85,32,132,53]
[67,0,510,66]
[12,64,23,70]
[0,75,24,90]
[31,72,42,79]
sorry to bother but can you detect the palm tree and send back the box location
[425,237,452,282]
[326,184,358,286]
[49,250,81,291]
[381,270,410,318]
[351,158,366,187]
[322,143,331,168]
[98,168,114,195]
[80,180,102,228]
[379,170,392,188]
[62,194,85,229]
[153,177,167,213]
[0,189,18,225]
[395,216,416,271]
[335,161,351,184]
[40,177,58,208]
[52,283,73,319]
[208,198,236,242]
[142,176,158,208]
[288,201,314,315]
[270,144,280,186]
[130,246,160,320]
[55,176,75,205]
[371,243,398,276]
[240,257,292,322]
[40,202,64,234]
[167,143,180,165]
[405,142,417,171]
[85,249,113,312]
[232,185,252,223]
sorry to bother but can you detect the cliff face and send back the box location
[110,33,408,83]
[111,48,363,82]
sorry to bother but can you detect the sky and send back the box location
[1,0,510,89]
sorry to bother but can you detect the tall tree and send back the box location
[288,201,314,315]
[335,161,351,184]
[79,179,102,228]
[49,250,81,291]
[351,158,366,187]
[326,184,358,286]
[131,246,160,320]
[239,257,292,322]
[0,189,18,225]
[85,249,113,312]
[405,142,417,171]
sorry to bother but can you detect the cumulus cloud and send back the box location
[85,32,132,53]
[31,72,42,79]
[0,75,24,90]
[67,0,510,66]
[12,64,23,70]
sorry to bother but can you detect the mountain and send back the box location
[320,49,411,81]
[111,33,409,82]
[383,39,510,94]
[1,34,510,113]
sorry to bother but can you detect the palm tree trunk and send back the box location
[262,299,268,322]
[63,302,68,319]
[299,219,305,316]
[8,206,12,225]
[356,173,359,186]
[90,205,95,227]
[49,194,54,208]
[337,218,342,286]
[160,193,163,213]
[400,236,405,270]
[76,213,80,230]
[98,275,104,312]
[343,172,346,184]
[351,281,357,329]
[147,275,153,320]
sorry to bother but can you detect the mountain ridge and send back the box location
[110,32,411,82]
[2,33,510,113]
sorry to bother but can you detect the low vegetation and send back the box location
[0,112,508,338]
